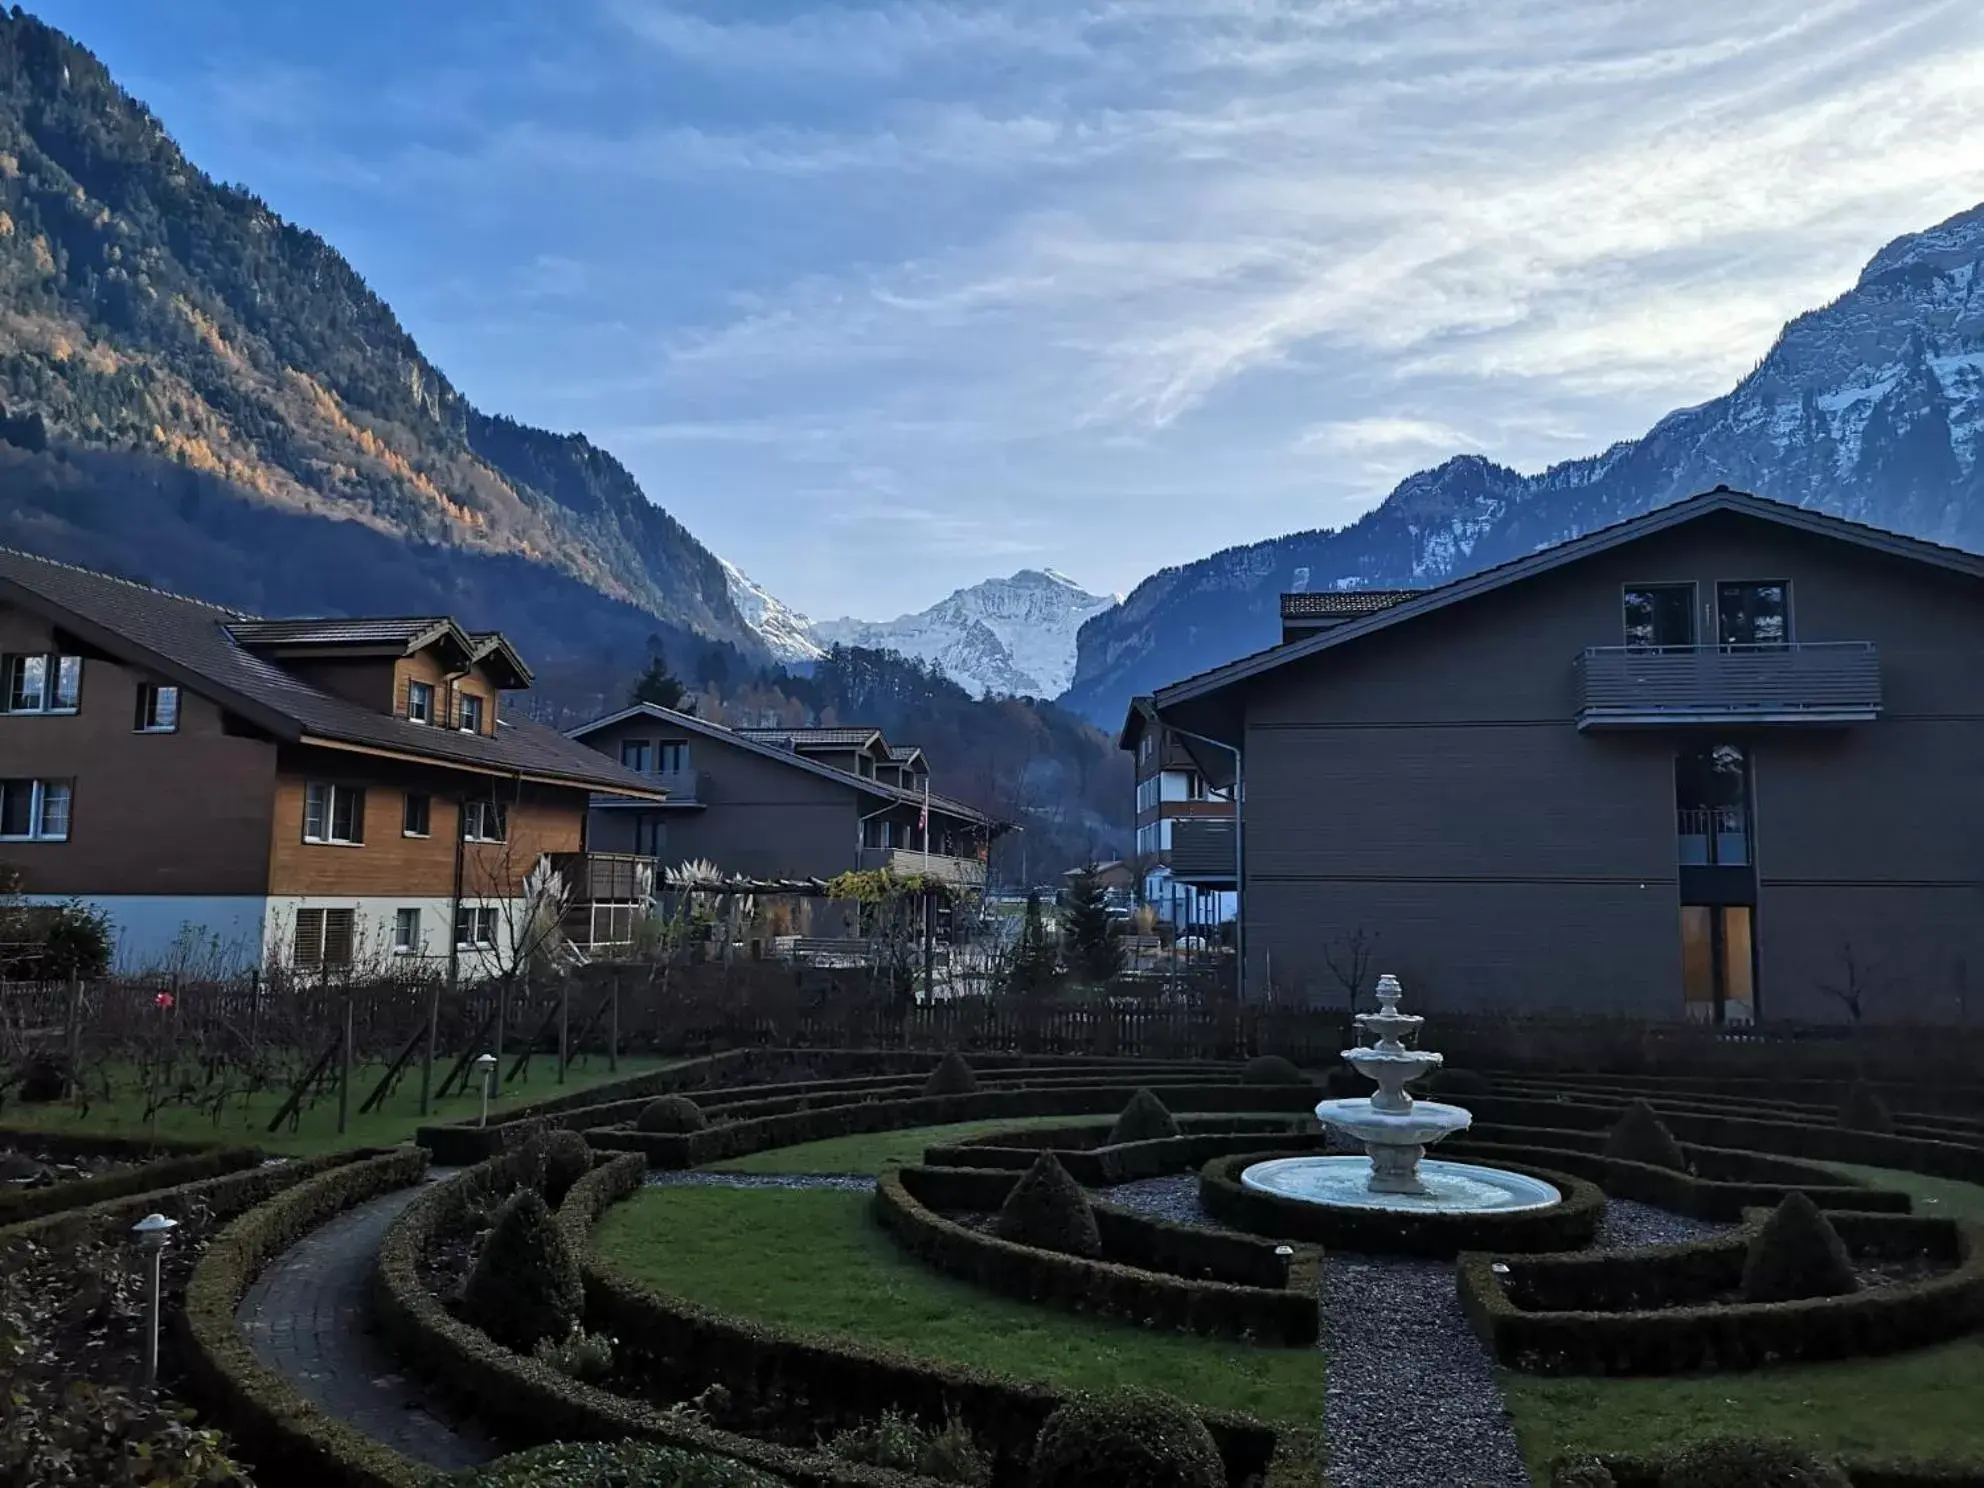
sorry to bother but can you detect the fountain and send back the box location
[1240,974,1562,1213]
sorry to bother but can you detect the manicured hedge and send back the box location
[1197,1150,1604,1259]
[373,1152,944,1488]
[0,1143,263,1225]
[0,1124,228,1159]
[875,1165,1321,1344]
[1459,1210,1984,1375]
[177,1146,433,1488]
[557,1156,1286,1487]
[924,1121,1316,1187]
[1565,1450,1984,1488]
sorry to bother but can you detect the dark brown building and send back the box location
[1150,488,1984,1023]
[0,549,661,973]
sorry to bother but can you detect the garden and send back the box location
[3,973,1983,1488]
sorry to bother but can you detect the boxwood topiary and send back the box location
[636,1096,708,1134]
[923,1050,978,1097]
[445,1440,785,1486]
[535,1130,593,1208]
[461,1188,585,1352]
[995,1151,1101,1258]
[1654,1438,1850,1488]
[1108,1088,1180,1145]
[1028,1390,1224,1488]
[1604,1099,1690,1173]
[1838,1081,1896,1136]
[1243,1054,1305,1086]
[1741,1192,1860,1305]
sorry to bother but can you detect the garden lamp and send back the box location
[473,1053,498,1126]
[131,1212,179,1390]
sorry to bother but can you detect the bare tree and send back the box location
[1818,941,1889,1024]
[1319,925,1380,1009]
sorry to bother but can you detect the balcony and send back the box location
[549,851,655,903]
[858,847,987,889]
[1574,643,1881,730]
[1169,817,1238,885]
[594,767,703,805]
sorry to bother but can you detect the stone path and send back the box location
[236,1185,497,1471]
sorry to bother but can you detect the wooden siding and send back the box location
[392,650,499,736]
[1575,643,1882,725]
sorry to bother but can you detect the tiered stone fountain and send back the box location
[1241,974,1561,1213]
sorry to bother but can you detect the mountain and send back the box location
[811,569,1118,699]
[1061,202,1984,725]
[0,10,768,690]
[719,557,826,665]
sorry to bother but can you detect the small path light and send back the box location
[473,1053,498,1127]
[1274,1243,1295,1279]
[131,1212,178,1390]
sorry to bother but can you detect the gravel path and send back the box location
[1595,1197,1731,1249]
[640,1170,877,1192]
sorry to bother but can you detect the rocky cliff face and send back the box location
[1062,203,1984,724]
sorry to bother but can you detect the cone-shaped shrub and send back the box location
[1656,1438,1851,1488]
[923,1050,978,1097]
[462,1189,584,1352]
[1029,1390,1224,1488]
[535,1129,592,1208]
[1838,1080,1896,1136]
[1550,1458,1618,1488]
[996,1151,1102,1258]
[1242,1054,1305,1085]
[1741,1191,1860,1304]
[1108,1087,1180,1145]
[1603,1099,1690,1172]
[635,1095,707,1134]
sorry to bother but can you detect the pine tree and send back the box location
[1064,866,1124,987]
[629,637,690,712]
[1009,891,1058,994]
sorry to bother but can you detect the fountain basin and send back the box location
[1240,1155,1563,1215]
[1313,1096,1472,1148]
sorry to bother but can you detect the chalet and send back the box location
[1147,488,1984,1023]
[0,550,661,974]
[1117,697,1239,929]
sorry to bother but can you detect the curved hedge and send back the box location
[1459,1210,1984,1375]
[923,1122,1318,1187]
[1197,1150,1604,1258]
[0,1143,263,1226]
[874,1165,1321,1345]
[177,1146,433,1488]
[1563,1448,1984,1488]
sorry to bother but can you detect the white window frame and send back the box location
[407,680,436,725]
[393,906,421,955]
[303,782,365,845]
[454,904,499,949]
[292,906,356,968]
[4,653,81,714]
[458,693,486,734]
[0,778,71,841]
[134,681,180,732]
[461,798,507,843]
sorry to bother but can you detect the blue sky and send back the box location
[38,0,1984,621]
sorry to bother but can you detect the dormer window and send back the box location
[407,680,435,724]
[459,694,485,734]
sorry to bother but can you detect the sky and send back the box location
[36,0,1984,621]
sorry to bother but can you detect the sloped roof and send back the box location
[1279,589,1420,619]
[227,616,459,648]
[0,548,657,798]
[887,744,926,764]
[737,726,887,750]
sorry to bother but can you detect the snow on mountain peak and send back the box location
[718,558,825,665]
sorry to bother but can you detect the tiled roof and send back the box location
[227,617,455,647]
[887,745,925,763]
[0,548,658,798]
[1279,589,1420,619]
[736,726,884,749]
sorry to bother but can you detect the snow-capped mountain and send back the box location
[812,569,1119,698]
[718,558,826,665]
[1061,201,1984,724]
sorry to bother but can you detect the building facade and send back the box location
[1150,490,1984,1023]
[0,550,661,973]
[1118,697,1238,927]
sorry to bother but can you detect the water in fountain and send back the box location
[1240,974,1561,1214]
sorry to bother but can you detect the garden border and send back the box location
[922,1120,1316,1187]
[1564,1450,1984,1488]
[0,1143,263,1226]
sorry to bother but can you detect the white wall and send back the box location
[261,895,531,979]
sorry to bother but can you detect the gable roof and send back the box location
[1280,589,1420,619]
[0,548,658,798]
[887,744,926,765]
[1153,487,1984,720]
[736,725,888,752]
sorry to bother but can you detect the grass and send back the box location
[1,1053,680,1156]
[1502,1162,1984,1480]
[593,1185,1322,1426]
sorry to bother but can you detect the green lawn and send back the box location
[593,1185,1322,1426]
[1503,1163,1984,1479]
[1,1054,680,1156]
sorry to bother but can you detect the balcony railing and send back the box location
[1575,643,1881,730]
[548,851,655,903]
[857,847,987,888]
[1677,806,1748,866]
[594,766,702,805]
[1169,817,1238,884]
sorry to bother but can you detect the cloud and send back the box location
[1297,417,1474,454]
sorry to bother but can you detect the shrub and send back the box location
[826,1409,991,1486]
[1242,1055,1305,1086]
[445,1441,784,1486]
[1550,1459,1617,1488]
[535,1130,593,1207]
[461,1189,584,1352]
[1427,1068,1491,1098]
[1741,1192,1860,1305]
[16,1057,68,1103]
[995,1151,1102,1258]
[1108,1087,1180,1145]
[923,1050,978,1097]
[1655,1438,1850,1488]
[1028,1390,1224,1488]
[1839,1081,1896,1136]
[531,1325,616,1383]
[1604,1100,1690,1173]
[636,1096,708,1134]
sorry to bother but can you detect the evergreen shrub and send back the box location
[462,1189,585,1352]
[1109,1087,1180,1145]
[636,1096,708,1134]
[995,1152,1101,1258]
[1028,1390,1224,1488]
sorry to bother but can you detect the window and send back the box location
[620,739,652,773]
[293,907,356,968]
[1675,744,1749,866]
[393,907,421,955]
[0,779,71,840]
[1717,580,1790,648]
[1622,584,1697,650]
[3,653,81,713]
[1680,905,1755,1026]
[458,693,486,734]
[134,682,179,732]
[303,782,365,845]
[634,815,668,858]
[455,905,499,948]
[407,680,435,724]
[656,741,688,775]
[462,798,506,843]
[402,792,431,838]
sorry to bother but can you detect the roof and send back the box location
[1117,694,1157,752]
[736,726,886,751]
[228,616,460,647]
[0,548,657,798]
[1280,589,1420,620]
[572,704,1003,831]
[1153,487,1984,724]
[887,745,926,764]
